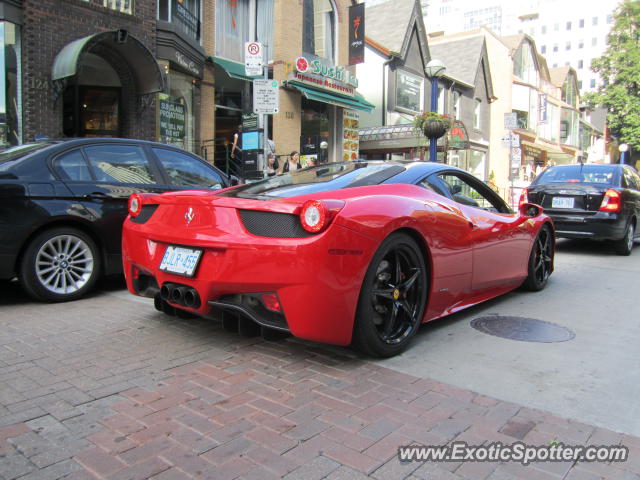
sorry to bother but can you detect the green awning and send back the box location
[286,81,375,113]
[210,56,261,81]
[51,31,163,94]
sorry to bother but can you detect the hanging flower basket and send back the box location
[422,120,450,139]
[413,112,452,139]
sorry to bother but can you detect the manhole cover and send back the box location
[470,316,575,343]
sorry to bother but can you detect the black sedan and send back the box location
[522,163,640,255]
[0,138,233,302]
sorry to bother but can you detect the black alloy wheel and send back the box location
[353,233,428,357]
[522,225,554,291]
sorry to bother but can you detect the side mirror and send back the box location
[229,175,240,186]
[450,184,462,195]
[519,202,542,217]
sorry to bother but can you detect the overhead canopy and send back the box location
[51,31,163,95]
[286,81,375,113]
[210,56,260,82]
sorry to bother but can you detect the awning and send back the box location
[286,81,375,113]
[51,31,163,95]
[210,56,260,82]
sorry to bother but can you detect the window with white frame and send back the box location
[453,91,461,120]
[513,41,538,85]
[215,0,274,63]
[303,0,336,64]
[437,86,445,114]
[395,70,424,114]
[473,99,481,129]
[103,0,132,14]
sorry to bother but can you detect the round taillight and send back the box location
[128,194,142,217]
[300,200,328,233]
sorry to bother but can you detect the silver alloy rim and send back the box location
[627,225,635,251]
[35,235,94,295]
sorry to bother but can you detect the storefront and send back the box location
[0,19,21,147]
[284,55,373,164]
[156,44,204,154]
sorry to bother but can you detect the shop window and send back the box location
[303,0,336,64]
[160,69,196,153]
[0,22,21,147]
[103,0,133,14]
[158,0,201,42]
[84,145,155,184]
[153,148,225,189]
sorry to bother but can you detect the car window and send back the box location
[419,177,448,196]
[437,172,508,212]
[534,165,617,184]
[84,145,156,184]
[54,150,92,181]
[153,148,225,189]
[623,167,640,190]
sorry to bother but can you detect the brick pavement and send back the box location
[1,285,639,480]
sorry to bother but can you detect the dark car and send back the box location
[522,163,640,255]
[0,138,233,302]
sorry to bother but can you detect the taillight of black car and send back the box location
[598,189,622,213]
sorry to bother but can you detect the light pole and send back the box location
[619,143,629,165]
[425,59,446,162]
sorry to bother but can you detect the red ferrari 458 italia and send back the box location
[122,161,554,357]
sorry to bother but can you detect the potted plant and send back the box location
[413,111,452,139]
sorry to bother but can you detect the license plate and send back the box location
[552,197,575,209]
[159,246,202,277]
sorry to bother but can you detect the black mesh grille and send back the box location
[239,209,314,238]
[130,205,158,224]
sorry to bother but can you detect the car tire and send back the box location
[614,221,635,256]
[521,225,554,292]
[352,232,428,358]
[19,227,101,302]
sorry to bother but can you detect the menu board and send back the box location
[342,110,360,161]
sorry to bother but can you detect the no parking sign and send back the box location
[245,42,263,77]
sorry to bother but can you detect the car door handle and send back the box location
[84,192,109,199]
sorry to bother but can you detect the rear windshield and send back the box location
[218,162,406,199]
[0,143,54,163]
[533,165,618,185]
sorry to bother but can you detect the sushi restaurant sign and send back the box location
[287,56,358,97]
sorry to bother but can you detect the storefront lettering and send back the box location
[174,51,200,76]
[293,72,355,96]
[159,99,186,140]
[295,56,358,88]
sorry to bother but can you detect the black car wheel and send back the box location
[521,225,554,291]
[353,232,428,358]
[20,227,101,302]
[614,221,635,256]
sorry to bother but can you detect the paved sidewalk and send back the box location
[0,286,639,479]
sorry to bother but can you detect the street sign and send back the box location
[504,112,517,130]
[501,133,520,148]
[245,42,263,77]
[253,79,280,114]
[511,147,522,168]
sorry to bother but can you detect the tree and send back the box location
[584,0,640,151]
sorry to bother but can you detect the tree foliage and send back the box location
[584,0,640,150]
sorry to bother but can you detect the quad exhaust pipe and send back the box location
[160,283,201,308]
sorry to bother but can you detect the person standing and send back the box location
[230,125,242,161]
[265,154,279,177]
[282,151,302,172]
